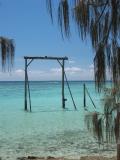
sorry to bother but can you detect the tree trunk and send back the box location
[117,103,120,160]
[117,143,120,160]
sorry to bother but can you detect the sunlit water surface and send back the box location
[0,81,116,160]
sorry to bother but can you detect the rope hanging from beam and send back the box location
[57,59,77,110]
[83,83,96,111]
[64,72,77,110]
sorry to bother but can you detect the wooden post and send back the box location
[26,71,32,112]
[83,83,86,109]
[62,59,65,109]
[24,58,27,111]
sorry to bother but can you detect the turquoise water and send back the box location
[0,81,116,160]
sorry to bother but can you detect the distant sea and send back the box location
[0,81,115,160]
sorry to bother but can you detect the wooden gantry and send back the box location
[24,56,68,111]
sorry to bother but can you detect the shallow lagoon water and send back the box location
[0,81,116,160]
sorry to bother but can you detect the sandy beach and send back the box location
[17,156,116,160]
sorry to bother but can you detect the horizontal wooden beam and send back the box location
[24,56,68,60]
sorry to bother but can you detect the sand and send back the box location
[17,156,117,160]
[80,156,116,160]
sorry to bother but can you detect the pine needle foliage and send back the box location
[0,37,15,71]
[46,0,120,90]
[85,86,120,145]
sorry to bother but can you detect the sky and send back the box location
[0,0,95,81]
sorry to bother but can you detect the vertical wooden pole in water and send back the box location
[83,83,86,109]
[62,59,65,109]
[25,58,27,111]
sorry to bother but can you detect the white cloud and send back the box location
[0,65,95,81]
[50,68,61,73]
[51,67,83,73]
[50,66,93,80]
[89,64,94,69]
[29,70,45,75]
[66,67,82,72]
[68,60,75,64]
[15,69,24,73]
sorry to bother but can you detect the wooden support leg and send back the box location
[24,59,27,111]
[83,83,86,109]
[62,60,65,109]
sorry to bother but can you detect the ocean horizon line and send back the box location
[0,80,94,82]
[0,80,112,83]
[0,80,112,82]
